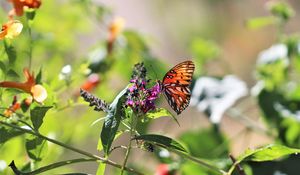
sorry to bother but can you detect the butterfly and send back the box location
[159,60,195,115]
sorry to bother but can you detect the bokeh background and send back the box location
[1,0,300,174]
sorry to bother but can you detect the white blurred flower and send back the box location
[88,48,107,64]
[190,75,248,124]
[251,80,265,96]
[59,65,72,81]
[0,160,7,171]
[257,44,288,65]
[158,149,170,158]
[274,103,300,122]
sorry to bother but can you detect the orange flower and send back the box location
[80,74,100,92]
[0,20,23,40]
[0,68,47,103]
[3,96,21,117]
[8,0,41,17]
[107,17,125,54]
[108,17,125,42]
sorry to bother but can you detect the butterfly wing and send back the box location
[162,60,195,114]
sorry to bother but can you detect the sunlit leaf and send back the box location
[237,144,300,163]
[30,106,52,130]
[134,134,187,153]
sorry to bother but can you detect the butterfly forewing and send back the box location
[162,60,195,114]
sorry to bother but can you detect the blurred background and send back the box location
[1,0,300,174]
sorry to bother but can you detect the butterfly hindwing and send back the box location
[162,60,195,114]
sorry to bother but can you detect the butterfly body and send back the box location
[160,60,195,114]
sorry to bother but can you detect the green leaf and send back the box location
[101,87,127,156]
[0,126,24,144]
[30,106,52,130]
[134,134,187,153]
[146,108,179,126]
[246,16,276,29]
[7,69,20,79]
[237,144,300,163]
[4,40,17,65]
[25,135,48,161]
[96,162,106,175]
[35,68,42,85]
[0,61,6,74]
[146,108,174,119]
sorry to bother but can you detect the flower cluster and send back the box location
[80,89,110,113]
[126,63,161,114]
[8,0,41,18]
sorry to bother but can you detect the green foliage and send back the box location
[25,135,48,161]
[237,144,300,163]
[30,106,52,131]
[100,87,127,156]
[179,128,228,159]
[134,134,188,153]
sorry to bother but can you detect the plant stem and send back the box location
[120,114,136,175]
[9,158,96,175]
[166,148,226,175]
[0,121,143,175]
[28,26,33,69]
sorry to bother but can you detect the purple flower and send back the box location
[126,63,162,114]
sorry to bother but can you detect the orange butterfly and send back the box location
[160,60,195,114]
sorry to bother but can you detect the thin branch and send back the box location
[0,121,144,175]
[165,147,226,175]
[9,158,96,175]
[229,154,246,175]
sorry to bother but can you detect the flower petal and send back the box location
[31,84,47,103]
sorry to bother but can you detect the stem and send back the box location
[120,114,136,175]
[28,26,33,69]
[9,158,96,175]
[166,148,226,175]
[0,121,143,175]
[229,154,246,175]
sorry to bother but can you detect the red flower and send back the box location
[8,0,41,17]
[0,68,47,103]
[3,96,21,117]
[155,164,173,175]
[80,74,100,92]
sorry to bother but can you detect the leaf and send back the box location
[7,69,20,79]
[146,108,180,126]
[25,135,48,161]
[30,106,52,130]
[237,144,300,163]
[134,134,187,153]
[35,68,42,85]
[146,108,174,119]
[4,40,17,65]
[0,61,6,74]
[100,87,127,156]
[0,127,24,144]
[246,16,276,29]
[96,162,106,175]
